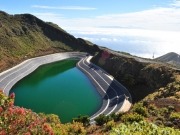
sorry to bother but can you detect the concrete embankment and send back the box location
[0,52,86,95]
[0,52,132,123]
[77,56,132,123]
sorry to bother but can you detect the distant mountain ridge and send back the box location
[156,52,180,68]
[0,11,99,72]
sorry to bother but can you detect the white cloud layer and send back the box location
[171,0,180,7]
[60,7,180,31]
[32,5,96,10]
[74,28,180,58]
[33,1,180,58]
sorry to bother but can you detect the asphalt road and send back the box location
[0,53,131,124]
[77,56,132,123]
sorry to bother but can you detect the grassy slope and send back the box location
[0,11,99,72]
[89,49,180,134]
[91,50,180,102]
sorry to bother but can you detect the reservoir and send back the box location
[10,59,102,123]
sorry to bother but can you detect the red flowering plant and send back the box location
[0,90,54,135]
[0,90,86,134]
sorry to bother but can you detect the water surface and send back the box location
[10,59,102,123]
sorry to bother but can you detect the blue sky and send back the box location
[1,0,171,15]
[1,0,180,58]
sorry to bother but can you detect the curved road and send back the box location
[0,52,86,95]
[0,52,131,124]
[77,56,132,123]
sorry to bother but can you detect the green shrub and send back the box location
[110,121,180,135]
[142,100,149,107]
[159,107,169,115]
[95,114,110,126]
[73,115,90,127]
[67,122,86,135]
[156,116,165,122]
[46,114,61,124]
[170,112,180,121]
[121,113,144,123]
[148,104,156,110]
[164,121,173,127]
[132,103,148,117]
[168,106,175,112]
[105,120,115,131]
[110,112,124,122]
[87,125,98,134]
[154,120,163,126]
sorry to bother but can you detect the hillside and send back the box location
[0,11,180,134]
[89,49,180,133]
[156,52,180,68]
[91,50,180,102]
[0,11,100,72]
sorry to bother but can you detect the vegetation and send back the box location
[0,10,180,135]
[95,114,110,126]
[73,115,90,127]
[0,11,98,72]
[91,50,179,102]
[2,89,178,134]
[110,121,180,135]
[155,80,180,99]
[121,113,144,123]
[86,98,179,134]
[132,102,148,117]
[0,90,86,135]
[0,74,179,134]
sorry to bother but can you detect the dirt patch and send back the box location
[151,98,180,112]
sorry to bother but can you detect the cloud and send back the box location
[33,5,180,31]
[32,5,96,10]
[79,7,180,31]
[171,0,180,7]
[32,12,63,17]
[73,28,180,58]
[33,1,180,58]
[31,12,65,24]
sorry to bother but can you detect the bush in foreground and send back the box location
[95,114,110,126]
[121,113,144,123]
[73,115,90,127]
[0,91,54,134]
[110,121,180,135]
[0,90,86,135]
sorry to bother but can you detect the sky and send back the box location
[1,0,180,58]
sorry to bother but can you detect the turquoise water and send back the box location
[10,59,102,123]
